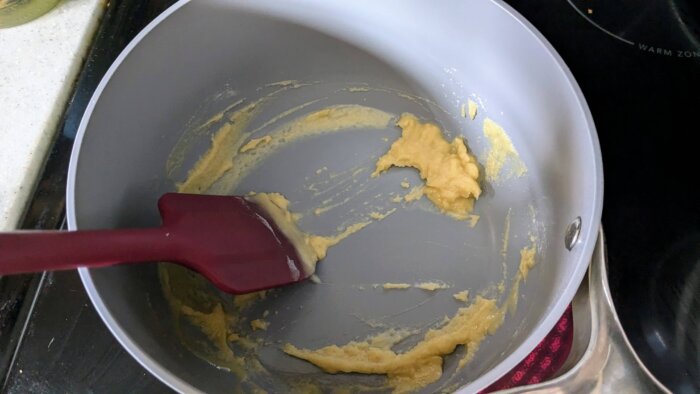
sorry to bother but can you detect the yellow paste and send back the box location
[158,264,253,381]
[467,214,480,228]
[173,102,394,196]
[453,290,470,303]
[467,99,478,120]
[180,303,238,363]
[382,283,412,290]
[161,96,398,387]
[519,246,536,280]
[247,192,389,271]
[285,242,538,393]
[415,282,451,291]
[314,203,339,216]
[403,185,424,202]
[284,296,504,393]
[165,98,245,179]
[505,243,538,314]
[310,170,371,216]
[162,83,536,392]
[309,274,322,284]
[308,221,371,260]
[250,319,270,331]
[240,135,272,152]
[233,290,267,309]
[377,282,451,292]
[369,208,397,220]
[178,101,259,193]
[373,113,481,220]
[215,105,394,194]
[497,209,512,294]
[483,118,527,182]
[246,192,320,275]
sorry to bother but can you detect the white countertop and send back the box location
[0,0,104,231]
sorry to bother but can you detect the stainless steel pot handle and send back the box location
[497,229,670,394]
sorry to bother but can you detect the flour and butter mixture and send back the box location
[161,81,534,393]
[373,113,481,220]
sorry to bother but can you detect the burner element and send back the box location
[482,305,574,392]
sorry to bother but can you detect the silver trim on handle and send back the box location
[498,229,671,394]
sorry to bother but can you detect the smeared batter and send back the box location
[376,282,452,292]
[373,113,481,220]
[284,296,504,393]
[415,282,451,291]
[240,135,272,153]
[483,118,527,182]
[284,243,538,393]
[233,290,267,309]
[216,105,394,194]
[382,283,412,290]
[174,102,394,196]
[178,101,259,193]
[467,99,478,120]
[181,303,241,365]
[161,96,400,390]
[308,221,372,260]
[248,192,393,271]
[161,81,538,393]
[506,243,538,314]
[369,209,396,220]
[158,264,262,389]
[453,290,470,303]
[246,192,320,275]
[250,319,270,331]
[309,274,322,284]
[403,186,424,203]
[519,246,536,280]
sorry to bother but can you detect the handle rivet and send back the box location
[565,217,582,251]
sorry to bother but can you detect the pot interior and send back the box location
[71,1,600,392]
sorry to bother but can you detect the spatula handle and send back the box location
[0,228,176,275]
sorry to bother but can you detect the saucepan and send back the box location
[67,0,602,392]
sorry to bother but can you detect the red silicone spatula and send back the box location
[0,193,310,294]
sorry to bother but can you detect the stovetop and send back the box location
[1,0,698,392]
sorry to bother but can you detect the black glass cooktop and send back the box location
[1,1,698,392]
[512,1,699,392]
